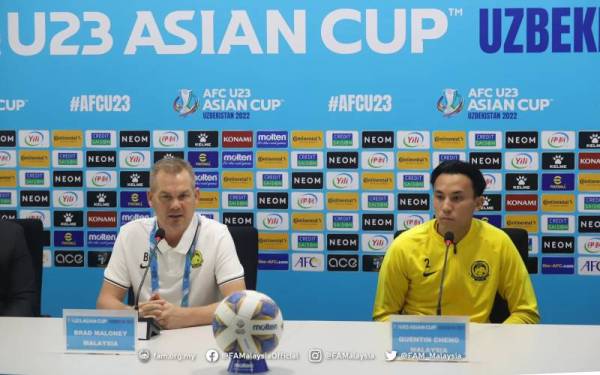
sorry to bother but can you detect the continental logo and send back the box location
[52,130,83,148]
[19,150,50,167]
[196,191,219,209]
[291,131,323,149]
[256,151,288,169]
[258,233,289,251]
[0,171,16,187]
[541,194,575,212]
[397,152,430,170]
[579,174,600,192]
[361,172,394,190]
[221,172,254,189]
[505,215,538,234]
[326,192,359,211]
[292,213,324,231]
[432,131,466,149]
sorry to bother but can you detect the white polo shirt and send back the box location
[104,214,244,307]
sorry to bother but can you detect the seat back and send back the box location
[11,219,43,317]
[227,226,258,290]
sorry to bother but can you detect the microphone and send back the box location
[134,228,165,340]
[436,231,454,316]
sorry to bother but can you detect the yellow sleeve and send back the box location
[372,240,409,322]
[498,237,540,324]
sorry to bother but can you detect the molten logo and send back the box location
[548,132,570,148]
[125,152,145,167]
[584,238,600,254]
[159,132,179,147]
[403,215,425,229]
[24,131,45,146]
[403,132,425,148]
[368,235,389,251]
[92,172,112,187]
[263,214,284,229]
[333,173,354,189]
[58,192,78,207]
[0,151,11,165]
[297,193,318,209]
[511,153,533,169]
[368,153,389,168]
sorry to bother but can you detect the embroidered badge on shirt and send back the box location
[191,250,203,268]
[470,260,490,281]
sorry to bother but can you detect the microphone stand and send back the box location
[135,230,165,340]
[436,232,454,316]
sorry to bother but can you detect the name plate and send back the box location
[63,309,137,353]
[389,315,468,361]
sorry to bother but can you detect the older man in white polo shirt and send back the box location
[96,158,245,329]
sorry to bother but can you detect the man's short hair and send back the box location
[430,160,486,197]
[150,158,195,191]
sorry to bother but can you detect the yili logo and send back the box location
[547,132,570,148]
[58,152,78,165]
[584,197,600,210]
[548,217,569,230]
[403,215,425,229]
[228,194,248,207]
[0,151,11,166]
[333,173,354,189]
[58,192,78,207]
[368,235,389,251]
[92,172,112,187]
[126,152,145,167]
[263,213,284,229]
[297,193,318,209]
[332,133,353,146]
[25,172,44,185]
[262,174,283,187]
[158,131,180,147]
[368,195,389,209]
[511,153,533,169]
[91,132,111,145]
[333,215,354,229]
[475,133,496,147]
[584,238,600,254]
[298,235,319,249]
[24,131,45,147]
[403,174,424,188]
[368,153,389,168]
[402,132,425,148]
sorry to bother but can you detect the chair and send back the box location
[393,227,530,323]
[11,219,44,317]
[227,226,258,290]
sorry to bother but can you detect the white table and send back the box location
[1,318,599,375]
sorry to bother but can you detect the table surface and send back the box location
[2,318,600,375]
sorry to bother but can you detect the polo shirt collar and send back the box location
[156,214,199,255]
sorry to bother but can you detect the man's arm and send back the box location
[372,241,408,322]
[499,239,540,324]
[4,225,36,317]
[96,281,130,310]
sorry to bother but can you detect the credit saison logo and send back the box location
[53,171,83,187]
[292,233,323,251]
[579,132,600,149]
[120,191,149,208]
[327,234,359,251]
[541,236,574,254]
[188,131,219,148]
[154,130,184,148]
[542,152,574,170]
[362,214,394,231]
[120,150,150,168]
[543,216,573,232]
[398,173,428,190]
[21,171,48,187]
[86,151,116,168]
[226,193,250,208]
[19,130,49,148]
[327,172,358,190]
[54,250,84,267]
[362,151,394,170]
[469,152,501,169]
[326,131,358,149]
[20,191,50,207]
[469,131,501,149]
[480,194,501,211]
[0,191,15,206]
[258,172,287,189]
[119,131,150,147]
[222,151,253,168]
[86,130,115,148]
[55,210,83,227]
[292,152,322,169]
[397,131,430,149]
[222,131,253,148]
[327,255,359,272]
[505,173,538,191]
[479,7,600,54]
[121,171,150,188]
[579,152,600,170]
[188,151,219,168]
[362,131,394,148]
[87,171,116,188]
[222,212,254,227]
[397,194,429,211]
[505,131,538,149]
[257,192,288,210]
[362,193,394,211]
[292,172,323,189]
[579,216,600,233]
[53,151,82,168]
[87,191,117,208]
[256,131,288,148]
[327,152,358,169]
[579,195,600,212]
[330,214,356,230]
[258,212,288,230]
[194,172,219,189]
[0,131,16,147]
[433,152,464,166]
[55,191,83,208]
[505,152,537,170]
[542,131,575,149]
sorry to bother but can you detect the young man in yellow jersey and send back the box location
[373,161,539,323]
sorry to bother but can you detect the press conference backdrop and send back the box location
[1,1,599,323]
